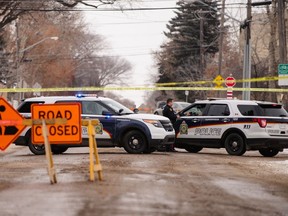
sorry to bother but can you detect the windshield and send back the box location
[102,99,134,114]
[177,102,191,109]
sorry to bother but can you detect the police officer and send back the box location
[163,98,179,152]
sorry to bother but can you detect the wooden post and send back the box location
[84,119,103,182]
[42,119,57,184]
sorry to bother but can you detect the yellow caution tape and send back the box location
[2,86,288,93]
[156,75,288,86]
[1,75,288,93]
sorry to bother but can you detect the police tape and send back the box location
[2,86,288,93]
[156,75,288,86]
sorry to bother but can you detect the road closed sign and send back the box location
[32,103,82,144]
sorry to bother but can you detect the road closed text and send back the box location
[32,103,82,144]
[34,125,79,136]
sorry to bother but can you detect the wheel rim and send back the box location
[128,135,143,150]
[228,139,241,152]
[34,144,45,152]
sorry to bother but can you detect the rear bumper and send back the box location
[247,138,288,150]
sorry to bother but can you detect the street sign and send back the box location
[0,97,26,151]
[213,75,224,88]
[225,76,236,87]
[32,103,82,144]
[278,64,288,86]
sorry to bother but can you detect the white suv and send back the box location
[15,95,175,155]
[174,98,288,157]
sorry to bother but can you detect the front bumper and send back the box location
[150,135,175,148]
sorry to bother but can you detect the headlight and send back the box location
[143,119,163,128]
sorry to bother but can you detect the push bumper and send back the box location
[150,135,175,148]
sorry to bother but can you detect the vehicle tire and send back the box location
[123,130,147,154]
[28,138,45,155]
[184,145,203,153]
[224,133,246,156]
[156,144,166,152]
[51,146,69,154]
[259,148,279,157]
[143,147,156,154]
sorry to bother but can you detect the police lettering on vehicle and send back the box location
[194,128,222,136]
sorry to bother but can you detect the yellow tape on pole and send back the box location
[1,75,288,93]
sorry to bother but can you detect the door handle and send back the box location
[222,118,230,123]
[192,119,200,123]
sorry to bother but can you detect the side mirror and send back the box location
[133,108,139,114]
[102,110,113,116]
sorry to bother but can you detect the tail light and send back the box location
[253,118,267,128]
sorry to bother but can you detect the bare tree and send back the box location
[5,10,106,97]
[74,55,132,87]
[0,0,117,29]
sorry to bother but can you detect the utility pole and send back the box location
[242,0,252,100]
[218,0,226,76]
[199,12,204,75]
[277,0,287,63]
[15,20,21,102]
[218,0,226,98]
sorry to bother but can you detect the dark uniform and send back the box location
[163,104,177,126]
[163,104,178,152]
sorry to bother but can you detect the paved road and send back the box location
[1,145,288,216]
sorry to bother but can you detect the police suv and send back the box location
[14,96,175,155]
[174,98,288,157]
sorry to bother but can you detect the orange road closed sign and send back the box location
[32,103,82,144]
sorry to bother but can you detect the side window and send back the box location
[17,101,45,113]
[237,105,260,116]
[207,104,230,116]
[82,101,109,115]
[183,104,206,116]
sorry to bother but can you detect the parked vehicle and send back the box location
[15,95,175,155]
[154,101,191,115]
[174,98,288,157]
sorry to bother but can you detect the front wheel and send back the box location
[123,130,147,154]
[259,148,279,157]
[28,138,45,155]
[224,133,246,156]
[184,145,203,153]
[51,146,69,154]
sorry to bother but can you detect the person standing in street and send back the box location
[162,98,179,152]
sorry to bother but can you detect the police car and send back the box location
[174,98,288,157]
[14,95,175,155]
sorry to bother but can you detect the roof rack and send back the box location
[207,97,227,101]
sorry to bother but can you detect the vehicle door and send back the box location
[81,101,116,146]
[175,103,207,139]
[200,103,231,144]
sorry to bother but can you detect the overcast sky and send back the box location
[83,0,247,106]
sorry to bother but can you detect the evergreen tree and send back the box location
[156,0,220,101]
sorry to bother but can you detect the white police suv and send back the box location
[14,95,175,155]
[174,98,288,157]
